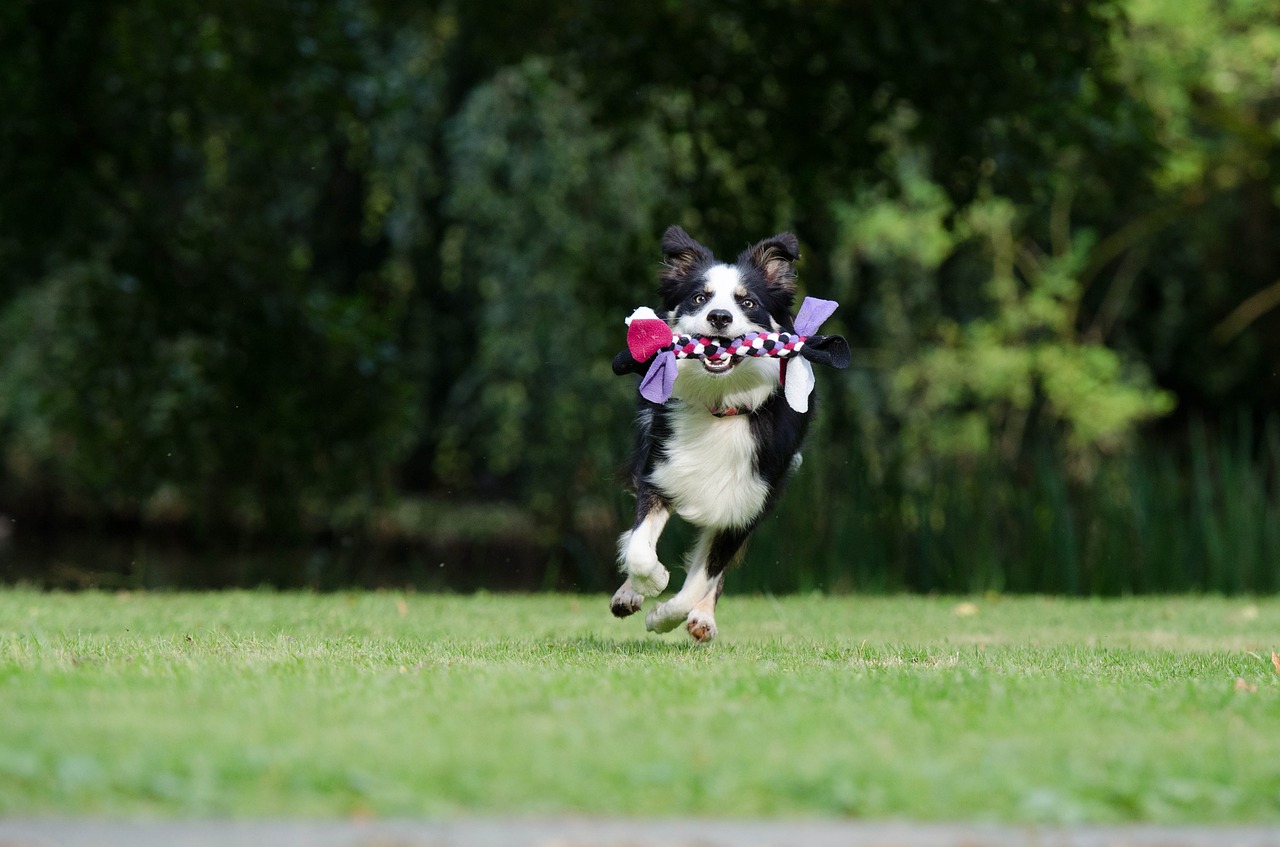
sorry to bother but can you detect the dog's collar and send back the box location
[709,404,751,418]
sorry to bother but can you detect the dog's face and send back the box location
[657,226,800,377]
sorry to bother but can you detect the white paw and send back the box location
[686,610,717,644]
[628,563,670,597]
[610,583,644,618]
[645,599,691,633]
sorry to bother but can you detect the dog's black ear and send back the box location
[743,232,800,293]
[660,225,713,280]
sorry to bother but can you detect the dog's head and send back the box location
[657,225,800,377]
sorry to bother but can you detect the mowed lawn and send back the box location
[1,590,1278,822]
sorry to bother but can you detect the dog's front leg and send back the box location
[611,495,671,616]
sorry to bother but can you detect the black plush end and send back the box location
[613,350,648,376]
[800,334,851,369]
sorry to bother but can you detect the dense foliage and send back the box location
[1,0,1277,590]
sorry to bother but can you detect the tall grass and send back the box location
[739,414,1280,596]
[7,418,1278,597]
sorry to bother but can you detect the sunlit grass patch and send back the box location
[1,591,1277,821]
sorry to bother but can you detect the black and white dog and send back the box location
[610,226,813,643]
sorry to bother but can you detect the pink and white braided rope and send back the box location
[669,331,806,363]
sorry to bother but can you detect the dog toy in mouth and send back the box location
[612,296,850,413]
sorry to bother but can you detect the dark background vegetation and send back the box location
[2,0,1278,593]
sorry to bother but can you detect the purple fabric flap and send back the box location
[794,297,838,336]
[639,351,677,404]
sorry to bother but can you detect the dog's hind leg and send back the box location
[612,494,671,616]
[645,528,715,633]
[646,525,744,639]
[685,572,725,644]
[682,527,750,643]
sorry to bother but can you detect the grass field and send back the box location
[1,590,1278,822]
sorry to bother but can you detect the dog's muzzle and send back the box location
[701,337,742,374]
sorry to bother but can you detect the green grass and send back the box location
[2,590,1278,822]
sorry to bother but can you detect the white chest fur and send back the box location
[649,402,770,529]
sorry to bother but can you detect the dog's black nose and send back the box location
[707,309,732,331]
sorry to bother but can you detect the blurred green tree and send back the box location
[1104,0,1280,412]
[436,59,668,531]
[0,1,438,531]
[832,109,1175,486]
[0,0,1276,592]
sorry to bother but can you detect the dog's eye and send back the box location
[741,299,756,310]
[693,294,708,305]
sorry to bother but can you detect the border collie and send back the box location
[610,226,811,643]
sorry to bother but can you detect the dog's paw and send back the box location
[686,610,717,644]
[628,564,670,597]
[610,583,644,618]
[644,599,690,634]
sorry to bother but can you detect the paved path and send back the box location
[1,819,1277,847]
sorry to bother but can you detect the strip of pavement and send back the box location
[1,819,1277,847]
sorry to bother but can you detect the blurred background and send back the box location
[1,0,1277,594]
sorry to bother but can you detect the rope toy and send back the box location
[612,296,849,413]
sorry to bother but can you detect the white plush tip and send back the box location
[625,306,659,325]
[784,358,816,413]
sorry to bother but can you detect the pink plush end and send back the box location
[628,318,674,362]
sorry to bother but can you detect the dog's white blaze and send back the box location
[673,264,753,339]
[704,264,742,311]
[650,407,770,528]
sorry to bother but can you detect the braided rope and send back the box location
[670,331,806,363]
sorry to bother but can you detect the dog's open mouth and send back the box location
[702,337,742,374]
